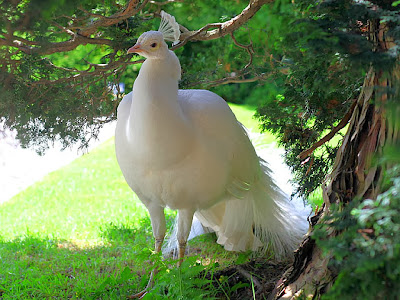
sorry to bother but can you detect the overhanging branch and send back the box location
[2,0,274,58]
[0,0,149,55]
[78,0,149,37]
[1,0,275,91]
[178,0,273,44]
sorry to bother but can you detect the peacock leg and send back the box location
[177,209,195,266]
[128,202,166,299]
[146,203,167,252]
[155,237,164,252]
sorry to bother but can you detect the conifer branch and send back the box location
[298,99,358,160]
[0,0,149,55]
[1,0,273,59]
[78,0,149,38]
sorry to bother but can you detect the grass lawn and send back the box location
[0,104,279,299]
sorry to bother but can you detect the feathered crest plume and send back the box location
[158,10,180,46]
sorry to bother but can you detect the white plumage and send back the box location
[115,12,306,262]
[158,11,180,45]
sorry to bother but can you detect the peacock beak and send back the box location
[127,44,143,54]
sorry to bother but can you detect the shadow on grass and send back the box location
[0,213,219,300]
[100,216,152,244]
[0,218,156,300]
[0,214,251,300]
[99,213,176,245]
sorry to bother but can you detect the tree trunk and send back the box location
[269,20,399,299]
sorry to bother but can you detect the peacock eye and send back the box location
[150,43,157,48]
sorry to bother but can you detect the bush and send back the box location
[315,166,400,300]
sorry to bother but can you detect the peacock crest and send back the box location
[158,11,180,46]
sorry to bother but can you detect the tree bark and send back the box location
[269,20,399,300]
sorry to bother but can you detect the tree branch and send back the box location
[189,72,272,88]
[0,38,33,53]
[2,0,273,58]
[78,0,149,37]
[298,99,358,160]
[28,57,145,86]
[178,0,273,43]
[230,31,254,69]
[0,0,149,55]
[1,0,275,91]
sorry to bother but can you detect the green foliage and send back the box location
[0,0,147,152]
[314,166,400,300]
[307,187,324,209]
[255,0,400,198]
[145,256,215,299]
[171,0,271,105]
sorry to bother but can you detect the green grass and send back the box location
[230,103,276,146]
[1,138,147,242]
[0,104,271,299]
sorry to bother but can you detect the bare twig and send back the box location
[230,31,254,69]
[51,21,75,36]
[37,58,143,86]
[0,38,31,53]
[0,33,114,55]
[78,7,109,20]
[188,69,272,88]
[9,36,39,46]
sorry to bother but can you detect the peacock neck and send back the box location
[127,51,193,166]
[130,51,183,122]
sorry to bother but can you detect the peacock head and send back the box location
[127,31,168,59]
[127,11,180,59]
